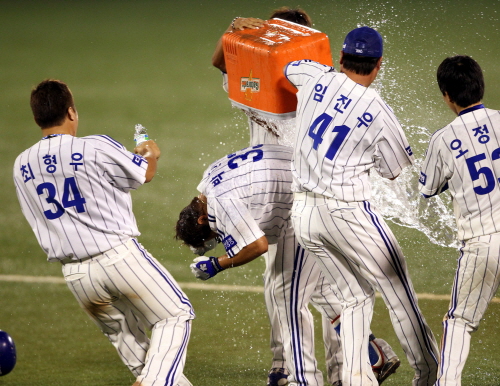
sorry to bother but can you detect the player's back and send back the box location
[13,134,145,261]
[432,107,500,239]
[198,144,293,242]
[289,65,411,201]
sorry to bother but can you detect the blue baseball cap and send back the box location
[342,27,383,58]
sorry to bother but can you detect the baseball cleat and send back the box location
[375,356,401,384]
[267,367,289,386]
[331,381,342,386]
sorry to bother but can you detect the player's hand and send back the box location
[232,17,266,31]
[190,256,225,280]
[134,140,161,160]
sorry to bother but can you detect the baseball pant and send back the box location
[292,193,439,386]
[266,222,344,386]
[62,238,194,386]
[436,233,500,386]
[264,243,343,383]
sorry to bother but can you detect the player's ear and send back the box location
[376,57,383,69]
[339,50,344,65]
[68,106,78,121]
[197,215,209,225]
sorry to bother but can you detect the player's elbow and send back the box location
[253,236,268,256]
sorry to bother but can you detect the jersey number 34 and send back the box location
[36,177,86,220]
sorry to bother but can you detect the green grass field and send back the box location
[1,0,500,385]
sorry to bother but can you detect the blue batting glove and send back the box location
[190,256,225,280]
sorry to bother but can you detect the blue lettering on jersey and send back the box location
[419,172,427,185]
[227,145,264,169]
[132,154,144,166]
[472,124,490,144]
[450,139,469,159]
[70,152,84,171]
[20,163,35,183]
[222,235,237,251]
[36,177,87,220]
[406,146,413,157]
[43,154,57,173]
[313,83,328,102]
[356,112,373,128]
[333,94,352,113]
[211,172,225,186]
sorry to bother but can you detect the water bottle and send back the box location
[134,124,149,145]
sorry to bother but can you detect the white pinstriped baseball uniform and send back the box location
[419,105,500,386]
[221,71,345,384]
[286,59,439,386]
[197,144,347,385]
[14,134,194,386]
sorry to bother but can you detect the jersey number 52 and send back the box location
[36,177,86,220]
[466,148,500,195]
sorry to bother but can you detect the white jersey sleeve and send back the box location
[418,128,452,198]
[83,135,148,191]
[419,107,500,240]
[222,72,229,93]
[372,101,414,179]
[207,197,264,258]
[285,59,334,90]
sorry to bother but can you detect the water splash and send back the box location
[370,154,458,249]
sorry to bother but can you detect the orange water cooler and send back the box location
[223,19,333,120]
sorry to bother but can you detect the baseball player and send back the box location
[212,9,359,385]
[285,27,440,386]
[175,144,400,386]
[211,7,311,147]
[419,55,500,386]
[13,79,194,386]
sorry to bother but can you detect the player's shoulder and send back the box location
[80,134,127,151]
[286,59,334,76]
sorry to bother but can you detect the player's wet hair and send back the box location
[30,79,75,129]
[175,197,213,248]
[270,6,312,27]
[437,55,484,108]
[341,53,380,76]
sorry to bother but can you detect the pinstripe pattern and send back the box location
[62,239,194,386]
[198,145,346,385]
[15,134,193,386]
[285,60,413,201]
[291,192,439,386]
[13,134,147,261]
[420,106,500,385]
[435,235,500,386]
[419,107,500,241]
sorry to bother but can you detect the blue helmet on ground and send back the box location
[0,330,16,376]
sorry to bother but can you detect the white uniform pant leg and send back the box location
[436,235,500,386]
[309,276,343,384]
[273,225,324,386]
[63,260,150,376]
[292,196,439,386]
[263,243,287,369]
[63,239,195,386]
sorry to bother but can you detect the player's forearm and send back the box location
[212,37,227,72]
[211,23,233,72]
[143,156,158,183]
[134,140,161,183]
[217,235,268,269]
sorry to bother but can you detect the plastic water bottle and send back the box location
[134,124,149,145]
